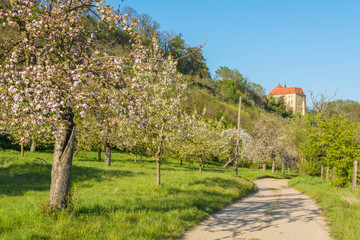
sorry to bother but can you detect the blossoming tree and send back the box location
[250,118,284,172]
[172,110,227,172]
[126,38,187,185]
[0,0,145,209]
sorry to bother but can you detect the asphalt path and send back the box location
[181,178,331,240]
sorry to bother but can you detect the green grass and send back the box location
[289,176,360,240]
[0,149,284,240]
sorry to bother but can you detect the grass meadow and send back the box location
[0,149,282,240]
[290,176,360,240]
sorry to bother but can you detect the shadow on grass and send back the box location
[189,177,245,189]
[75,177,254,217]
[0,160,137,197]
[73,180,256,239]
[74,188,230,217]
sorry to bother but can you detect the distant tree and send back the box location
[177,46,210,78]
[327,99,360,121]
[250,118,285,172]
[215,66,246,90]
[121,6,139,20]
[158,30,177,53]
[221,127,252,169]
[301,113,360,186]
[246,81,267,107]
[309,91,336,115]
[121,6,160,46]
[172,110,226,172]
[131,39,186,185]
[167,33,186,59]
[138,14,160,44]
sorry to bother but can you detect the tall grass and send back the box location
[289,176,360,240]
[0,149,282,239]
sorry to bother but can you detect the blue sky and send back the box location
[108,0,360,102]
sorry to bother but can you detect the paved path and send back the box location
[181,178,331,240]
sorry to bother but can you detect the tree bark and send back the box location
[97,147,101,162]
[139,155,142,162]
[288,167,291,174]
[271,159,275,173]
[262,163,266,172]
[199,156,202,173]
[104,144,111,166]
[21,143,24,157]
[180,159,182,166]
[49,114,76,209]
[281,162,285,175]
[134,154,137,163]
[30,140,36,152]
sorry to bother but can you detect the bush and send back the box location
[300,159,321,176]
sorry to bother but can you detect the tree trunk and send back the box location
[288,167,291,174]
[139,155,142,162]
[223,155,232,168]
[180,159,182,166]
[104,144,111,166]
[321,166,324,179]
[156,157,161,185]
[73,149,80,158]
[271,159,275,173]
[155,143,163,186]
[235,156,238,176]
[97,147,101,162]
[326,167,329,181]
[262,163,266,172]
[20,143,24,157]
[134,154,137,163]
[156,123,165,186]
[199,155,203,173]
[49,116,76,209]
[30,140,36,152]
[281,162,285,175]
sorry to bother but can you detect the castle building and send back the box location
[267,84,306,115]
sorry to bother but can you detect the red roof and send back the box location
[267,84,305,96]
